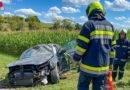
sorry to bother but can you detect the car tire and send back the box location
[50,65,60,84]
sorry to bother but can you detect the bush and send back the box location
[52,18,62,29]
[25,15,40,22]
[75,23,82,30]
[8,20,17,31]
[25,15,42,30]
[8,16,24,31]
[0,15,4,31]
[52,18,79,31]
[28,21,42,30]
[62,19,75,31]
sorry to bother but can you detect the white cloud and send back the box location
[114,16,126,20]
[125,21,130,23]
[48,6,61,14]
[16,14,26,18]
[105,0,130,11]
[111,21,130,29]
[120,25,130,28]
[80,16,88,21]
[3,12,13,17]
[62,7,80,13]
[62,0,100,6]
[0,0,11,4]
[111,22,120,26]
[15,8,41,16]
[45,12,64,20]
[45,7,64,20]
[125,18,130,23]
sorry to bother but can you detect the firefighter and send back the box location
[73,1,116,90]
[112,29,130,81]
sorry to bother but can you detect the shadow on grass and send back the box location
[0,75,12,89]
[0,80,8,89]
[0,75,62,89]
[0,51,19,58]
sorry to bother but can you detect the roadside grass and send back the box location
[0,52,130,90]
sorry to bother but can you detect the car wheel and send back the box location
[50,65,60,84]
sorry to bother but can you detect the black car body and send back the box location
[7,39,77,86]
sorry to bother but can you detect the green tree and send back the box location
[62,19,74,31]
[75,23,82,30]
[28,21,42,30]
[25,15,40,22]
[0,15,4,31]
[25,15,41,30]
[52,18,62,29]
[8,20,17,31]
[8,16,24,31]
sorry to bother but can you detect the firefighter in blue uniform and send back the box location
[73,1,116,90]
[112,29,130,81]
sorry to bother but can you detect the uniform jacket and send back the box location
[114,39,130,64]
[74,12,116,77]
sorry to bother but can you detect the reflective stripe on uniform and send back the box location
[110,51,116,55]
[122,46,128,48]
[90,31,114,37]
[110,55,115,58]
[76,46,86,53]
[128,47,130,49]
[95,25,112,31]
[120,59,127,62]
[112,70,117,72]
[78,35,90,43]
[112,40,116,45]
[80,63,109,71]
[90,35,113,40]
[76,50,84,55]
[114,58,118,60]
[116,45,120,47]
[80,67,109,75]
[119,70,124,73]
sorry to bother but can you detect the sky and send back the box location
[0,0,130,29]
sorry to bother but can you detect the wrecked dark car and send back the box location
[7,39,77,86]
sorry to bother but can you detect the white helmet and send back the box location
[119,29,127,34]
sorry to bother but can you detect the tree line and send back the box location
[0,15,43,31]
[52,18,82,31]
[0,15,82,31]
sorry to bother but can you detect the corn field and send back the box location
[0,30,78,55]
[0,30,130,55]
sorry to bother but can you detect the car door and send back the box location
[57,39,77,73]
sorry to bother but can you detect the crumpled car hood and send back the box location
[7,54,53,68]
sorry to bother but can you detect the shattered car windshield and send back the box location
[19,45,52,59]
[60,39,77,52]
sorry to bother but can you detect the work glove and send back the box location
[74,61,79,68]
[109,65,113,71]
